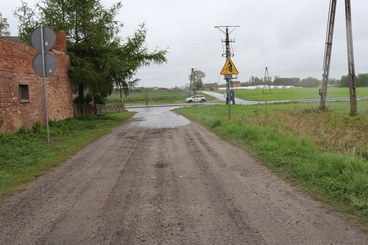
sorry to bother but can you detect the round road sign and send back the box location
[31,26,56,52]
[32,53,57,77]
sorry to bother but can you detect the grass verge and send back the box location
[0,111,135,197]
[217,87,368,101]
[175,102,368,227]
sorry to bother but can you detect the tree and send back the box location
[189,70,205,94]
[273,77,301,86]
[15,0,167,104]
[247,76,263,86]
[356,73,368,87]
[0,12,10,36]
[337,75,349,87]
[301,77,321,88]
[328,78,338,86]
[104,24,167,100]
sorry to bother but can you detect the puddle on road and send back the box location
[127,106,190,129]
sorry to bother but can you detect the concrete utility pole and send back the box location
[263,67,272,94]
[215,25,239,120]
[320,0,357,115]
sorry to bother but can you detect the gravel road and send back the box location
[0,106,367,244]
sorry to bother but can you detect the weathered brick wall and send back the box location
[0,33,74,133]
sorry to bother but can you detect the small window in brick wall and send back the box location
[19,84,30,103]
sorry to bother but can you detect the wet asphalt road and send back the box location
[127,106,190,128]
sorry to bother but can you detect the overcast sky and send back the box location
[2,0,368,88]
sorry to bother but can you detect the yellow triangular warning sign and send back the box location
[220,58,239,75]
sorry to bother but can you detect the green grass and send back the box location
[219,87,368,101]
[175,101,368,227]
[107,90,214,104]
[0,111,134,197]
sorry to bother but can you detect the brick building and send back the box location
[203,83,219,91]
[0,31,74,133]
[232,81,241,88]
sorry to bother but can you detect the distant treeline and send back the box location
[242,74,368,87]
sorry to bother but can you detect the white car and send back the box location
[185,95,206,103]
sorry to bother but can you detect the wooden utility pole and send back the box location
[320,0,337,110]
[345,0,357,115]
[189,68,194,95]
[320,0,357,115]
[263,67,271,94]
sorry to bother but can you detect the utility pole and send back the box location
[320,0,357,115]
[263,67,271,94]
[215,25,239,120]
[189,68,194,95]
[345,0,357,115]
[320,0,336,110]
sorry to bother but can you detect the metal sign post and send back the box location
[41,26,50,143]
[225,75,231,120]
[31,25,57,143]
[221,59,239,120]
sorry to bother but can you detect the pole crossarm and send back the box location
[214,25,240,35]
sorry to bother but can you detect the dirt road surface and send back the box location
[1,106,367,244]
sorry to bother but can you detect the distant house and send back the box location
[232,81,241,88]
[203,83,219,91]
[0,32,74,133]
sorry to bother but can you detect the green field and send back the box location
[0,111,134,197]
[107,90,214,105]
[176,101,368,227]
[221,87,368,101]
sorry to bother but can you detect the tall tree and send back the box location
[188,70,205,94]
[337,75,349,87]
[15,0,167,103]
[0,12,10,36]
[356,73,368,87]
[103,24,167,100]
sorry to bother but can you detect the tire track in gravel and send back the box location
[95,128,161,244]
[179,126,266,244]
[96,127,191,244]
[39,127,149,244]
[150,128,188,244]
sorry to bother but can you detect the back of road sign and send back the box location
[31,26,56,52]
[220,58,239,75]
